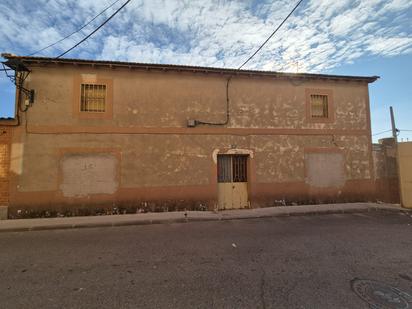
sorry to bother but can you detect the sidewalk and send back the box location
[0,203,409,233]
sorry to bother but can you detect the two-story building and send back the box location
[0,54,378,218]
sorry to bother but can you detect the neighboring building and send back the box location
[372,138,399,203]
[372,138,412,208]
[397,141,412,208]
[0,54,379,218]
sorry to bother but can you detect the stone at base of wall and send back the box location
[0,206,8,220]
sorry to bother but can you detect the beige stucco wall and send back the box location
[25,66,369,130]
[398,142,412,208]
[7,64,375,214]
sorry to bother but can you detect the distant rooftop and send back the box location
[1,53,379,83]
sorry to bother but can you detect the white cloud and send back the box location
[382,0,412,11]
[366,37,412,56]
[0,0,411,73]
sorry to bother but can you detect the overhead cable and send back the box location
[372,129,392,136]
[28,0,123,56]
[196,0,305,126]
[56,0,132,59]
[237,0,305,70]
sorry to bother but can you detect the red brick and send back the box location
[0,126,10,206]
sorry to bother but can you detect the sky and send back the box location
[0,0,411,141]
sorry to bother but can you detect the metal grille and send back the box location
[217,155,232,183]
[232,155,247,182]
[217,155,248,183]
[80,84,106,112]
[310,94,328,118]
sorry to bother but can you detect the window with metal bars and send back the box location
[310,94,328,118]
[217,155,248,183]
[80,84,107,112]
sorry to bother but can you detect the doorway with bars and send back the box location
[217,154,249,210]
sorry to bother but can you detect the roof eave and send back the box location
[1,54,379,83]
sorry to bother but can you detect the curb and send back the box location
[0,206,410,233]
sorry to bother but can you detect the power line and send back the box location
[56,0,132,59]
[28,0,123,56]
[370,129,412,137]
[237,0,305,70]
[372,129,392,136]
[196,0,304,127]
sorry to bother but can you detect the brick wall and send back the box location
[0,127,11,206]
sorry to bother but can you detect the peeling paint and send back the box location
[5,67,376,209]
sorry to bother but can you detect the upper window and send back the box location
[73,75,113,119]
[305,89,334,123]
[310,94,328,118]
[80,84,106,113]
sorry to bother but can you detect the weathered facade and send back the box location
[372,138,399,203]
[1,55,379,217]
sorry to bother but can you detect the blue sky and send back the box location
[1,0,411,141]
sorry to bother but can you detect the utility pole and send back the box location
[390,106,403,207]
[390,106,398,141]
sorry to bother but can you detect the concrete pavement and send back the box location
[0,202,409,233]
[1,211,412,308]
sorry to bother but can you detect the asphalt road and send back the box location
[1,211,412,309]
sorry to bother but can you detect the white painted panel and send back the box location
[305,152,345,188]
[232,182,248,209]
[218,183,233,210]
[60,153,118,197]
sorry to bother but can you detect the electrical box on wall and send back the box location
[29,90,35,104]
[187,119,197,127]
[24,90,35,106]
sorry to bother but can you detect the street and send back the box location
[1,211,412,308]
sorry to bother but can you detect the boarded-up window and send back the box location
[310,94,328,118]
[80,84,106,112]
[218,155,247,183]
[60,153,118,197]
[305,152,345,188]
